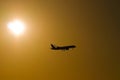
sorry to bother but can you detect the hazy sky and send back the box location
[0,0,119,80]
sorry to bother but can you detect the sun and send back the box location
[7,19,25,36]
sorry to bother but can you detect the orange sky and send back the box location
[0,0,119,80]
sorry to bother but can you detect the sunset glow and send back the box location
[7,20,25,35]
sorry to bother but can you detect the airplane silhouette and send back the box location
[51,44,76,50]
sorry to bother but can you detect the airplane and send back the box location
[51,44,76,50]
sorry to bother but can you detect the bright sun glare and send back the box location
[7,20,25,35]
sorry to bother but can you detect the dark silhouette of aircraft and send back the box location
[51,44,76,50]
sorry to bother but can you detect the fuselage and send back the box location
[51,45,76,50]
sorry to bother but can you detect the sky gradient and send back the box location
[0,0,119,80]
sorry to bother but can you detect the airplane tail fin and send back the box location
[51,44,56,48]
